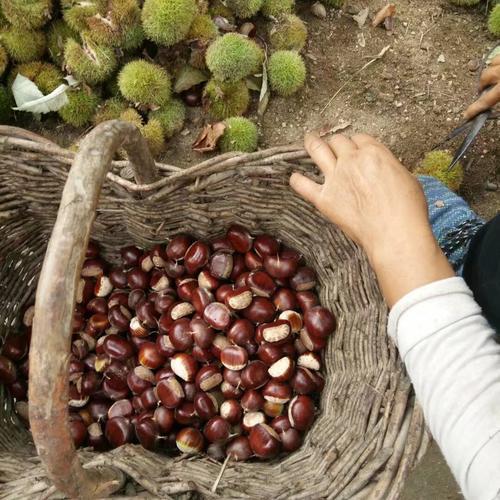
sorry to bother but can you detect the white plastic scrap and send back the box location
[12,74,79,114]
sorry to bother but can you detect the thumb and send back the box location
[289,172,321,206]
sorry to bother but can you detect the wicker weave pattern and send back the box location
[0,125,427,499]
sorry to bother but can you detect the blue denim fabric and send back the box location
[417,175,485,272]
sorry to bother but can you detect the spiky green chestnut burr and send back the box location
[188,14,218,42]
[0,45,8,77]
[0,0,52,30]
[203,79,249,120]
[119,108,143,128]
[0,27,46,63]
[269,14,307,51]
[9,61,63,94]
[206,33,264,83]
[142,0,197,47]
[149,98,186,138]
[488,4,500,37]
[219,117,258,152]
[415,151,464,191]
[64,38,117,85]
[93,97,128,125]
[118,60,172,107]
[261,0,294,17]
[58,88,100,127]
[47,20,79,66]
[142,118,165,156]
[268,50,306,96]
[226,0,263,18]
[62,0,107,32]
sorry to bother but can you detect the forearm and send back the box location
[389,277,500,500]
[367,227,454,307]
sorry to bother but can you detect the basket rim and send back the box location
[0,124,312,197]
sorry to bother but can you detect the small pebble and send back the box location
[467,59,480,72]
[485,181,498,192]
[437,54,446,63]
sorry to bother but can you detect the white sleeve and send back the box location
[388,277,500,500]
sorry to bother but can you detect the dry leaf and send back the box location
[258,61,270,117]
[192,122,226,152]
[353,7,369,28]
[318,122,352,137]
[372,4,396,28]
[174,65,208,93]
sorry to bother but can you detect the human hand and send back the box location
[290,133,453,306]
[464,55,500,120]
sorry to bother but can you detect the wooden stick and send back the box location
[28,121,157,498]
[211,454,230,494]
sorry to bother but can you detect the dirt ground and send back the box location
[19,0,498,497]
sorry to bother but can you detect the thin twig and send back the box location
[211,455,230,494]
[320,45,391,115]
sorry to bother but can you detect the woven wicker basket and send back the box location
[0,121,428,499]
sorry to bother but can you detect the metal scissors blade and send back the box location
[447,108,491,171]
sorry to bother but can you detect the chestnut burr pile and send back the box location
[0,225,336,462]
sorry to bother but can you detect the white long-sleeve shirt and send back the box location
[388,277,500,500]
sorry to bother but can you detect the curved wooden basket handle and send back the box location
[28,121,158,499]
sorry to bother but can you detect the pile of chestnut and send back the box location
[0,225,336,461]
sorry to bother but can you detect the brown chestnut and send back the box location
[263,401,284,418]
[296,290,319,312]
[170,301,196,320]
[230,254,247,281]
[240,361,269,390]
[211,334,231,359]
[184,241,210,274]
[137,337,163,363]
[87,422,108,451]
[247,271,276,298]
[127,366,155,394]
[86,240,100,259]
[215,283,234,303]
[154,406,175,433]
[220,345,248,371]
[81,258,105,278]
[304,306,336,339]
[209,251,234,279]
[135,417,161,450]
[150,269,170,292]
[263,253,299,279]
[262,380,292,404]
[194,391,219,420]
[288,395,315,431]
[103,335,133,360]
[242,297,275,324]
[195,364,223,391]
[253,234,279,257]
[167,234,192,260]
[203,302,231,330]
[192,345,215,363]
[171,353,198,382]
[289,266,317,291]
[175,402,199,425]
[225,287,253,310]
[168,318,193,351]
[220,399,242,425]
[105,416,133,448]
[2,333,28,361]
[226,436,253,461]
[156,377,185,408]
[176,278,198,301]
[226,224,253,253]
[190,318,215,348]
[259,320,291,344]
[94,275,113,297]
[244,250,263,271]
[290,367,318,395]
[176,427,205,454]
[280,428,302,452]
[108,305,132,332]
[249,423,281,458]
[279,310,303,333]
[204,416,230,443]
[241,389,264,412]
[268,356,294,381]
[108,399,133,419]
[121,246,142,267]
[154,291,176,314]
[127,268,149,290]
[69,418,87,448]
[221,381,242,399]
[227,318,254,346]
[299,328,326,352]
[223,368,242,387]
[198,270,219,290]
[242,411,266,432]
[257,343,283,366]
[140,387,159,410]
[297,351,321,371]
[191,287,214,316]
